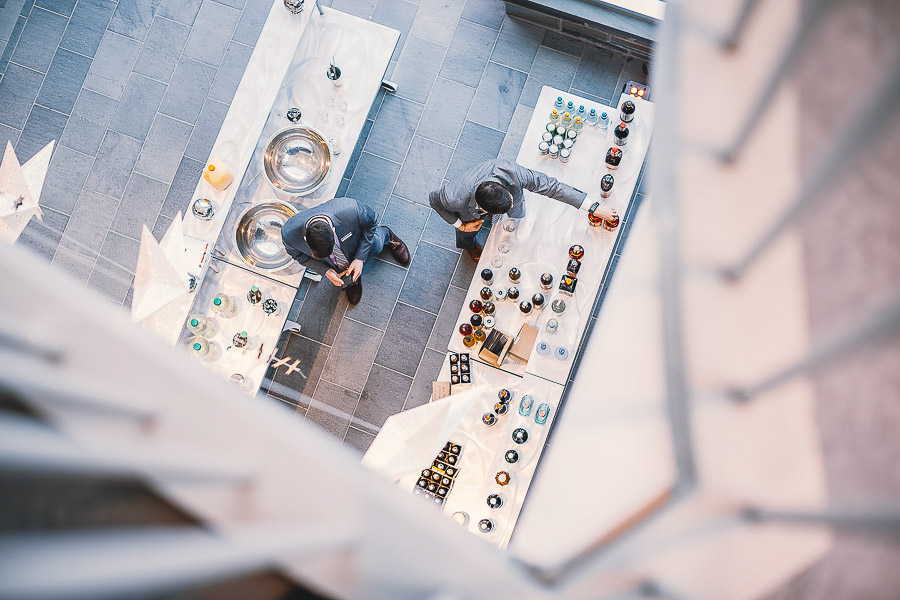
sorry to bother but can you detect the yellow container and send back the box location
[203,159,234,191]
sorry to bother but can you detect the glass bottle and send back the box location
[545,122,557,134]
[566,100,575,113]
[191,336,221,361]
[600,174,614,198]
[577,104,586,119]
[562,112,572,127]
[247,285,262,305]
[232,330,249,348]
[211,293,238,317]
[540,273,553,290]
[613,122,630,146]
[473,328,486,342]
[459,323,473,336]
[548,144,559,159]
[620,99,636,123]
[559,148,571,163]
[187,313,218,337]
[262,298,280,316]
[551,299,567,318]
[587,108,598,126]
[573,116,583,131]
[605,147,622,170]
[554,96,564,109]
[599,111,610,130]
[463,335,476,348]
[549,109,560,124]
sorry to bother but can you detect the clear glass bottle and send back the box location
[549,109,560,124]
[566,100,575,114]
[554,96,564,109]
[233,330,249,348]
[211,293,238,317]
[577,104,586,118]
[573,116,584,131]
[587,108,598,126]
[191,336,221,361]
[562,112,572,127]
[599,111,610,130]
[187,313,219,337]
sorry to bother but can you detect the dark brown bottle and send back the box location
[600,174,614,198]
[613,123,629,146]
[605,147,622,170]
[620,100,636,123]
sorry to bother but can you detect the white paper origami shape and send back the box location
[131,215,191,322]
[362,388,482,482]
[0,141,52,244]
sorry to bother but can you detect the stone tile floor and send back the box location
[3,0,650,454]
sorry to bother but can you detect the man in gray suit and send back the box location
[429,159,596,261]
[282,197,410,305]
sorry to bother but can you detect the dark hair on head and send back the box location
[306,220,334,259]
[475,182,513,215]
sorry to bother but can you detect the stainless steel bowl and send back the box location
[263,126,331,195]
[233,201,298,271]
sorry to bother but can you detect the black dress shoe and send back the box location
[345,278,362,305]
[385,227,410,266]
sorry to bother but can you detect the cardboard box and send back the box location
[431,381,451,401]
[510,323,539,361]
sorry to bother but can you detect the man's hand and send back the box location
[590,203,618,222]
[458,219,484,233]
[325,269,343,287]
[342,259,364,282]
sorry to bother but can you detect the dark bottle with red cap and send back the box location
[605,147,622,170]
[613,123,629,146]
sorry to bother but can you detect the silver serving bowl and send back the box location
[234,201,298,271]
[263,126,331,195]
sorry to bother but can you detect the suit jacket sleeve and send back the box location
[352,201,379,263]
[286,245,332,277]
[429,190,461,225]
[514,163,586,209]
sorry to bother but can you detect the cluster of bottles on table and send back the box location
[457,245,584,354]
[471,388,551,535]
[187,284,281,362]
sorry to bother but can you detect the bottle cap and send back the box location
[190,318,199,327]
[213,297,222,306]
[601,112,608,118]
[240,331,248,337]
[208,164,215,171]
[251,285,258,292]
[193,343,202,351]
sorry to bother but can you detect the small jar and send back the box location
[478,519,494,533]
[519,301,532,315]
[505,449,519,463]
[559,148,571,163]
[548,144,559,159]
[463,335,476,348]
[538,141,550,155]
[532,293,545,310]
[541,131,553,143]
[470,313,483,329]
[473,328,486,342]
[540,272,553,291]
[459,323,473,336]
[566,129,577,142]
[605,147,623,170]
[552,134,564,146]
[546,318,559,335]
[450,353,459,364]
[556,125,567,138]
[469,299,484,313]
[494,401,508,415]
[480,287,493,301]
[551,299,567,317]
[487,494,504,509]
[498,389,512,402]
[483,413,497,426]
[604,212,620,231]
[482,301,496,315]
[483,315,495,329]
[508,267,521,282]
[569,244,585,260]
[495,471,511,486]
[512,428,529,444]
[562,138,574,151]
[600,174,615,198]
[233,331,249,348]
[545,122,556,134]
[507,287,520,301]
[481,268,494,285]
[495,288,507,302]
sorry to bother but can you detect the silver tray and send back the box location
[263,126,332,195]
[233,200,298,271]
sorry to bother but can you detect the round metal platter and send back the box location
[234,200,298,271]
[263,126,331,195]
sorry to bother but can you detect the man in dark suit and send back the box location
[281,197,409,305]
[429,159,597,261]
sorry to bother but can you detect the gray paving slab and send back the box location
[184,97,228,161]
[38,145,94,214]
[58,90,116,156]
[16,104,66,161]
[84,130,143,198]
[345,151,401,217]
[83,31,141,100]
[59,188,119,258]
[392,135,453,205]
[133,15,191,83]
[107,0,162,42]
[374,301,437,377]
[404,347,444,410]
[372,0,417,63]
[108,73,167,141]
[364,94,423,163]
[390,35,444,105]
[59,0,115,57]
[469,61,528,132]
[520,45,580,108]
[398,240,458,314]
[156,0,202,25]
[306,379,359,439]
[352,363,413,433]
[416,76,474,148]
[10,6,66,72]
[159,57,216,124]
[343,257,407,330]
[460,0,504,30]
[321,318,384,393]
[110,172,170,240]
[490,16,543,73]
[439,19,497,88]
[445,120,504,180]
[0,62,44,129]
[379,195,429,258]
[35,48,91,114]
[182,0,240,66]
[134,114,193,183]
[207,40,252,104]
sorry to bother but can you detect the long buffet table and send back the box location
[140,2,398,393]
[365,85,654,548]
